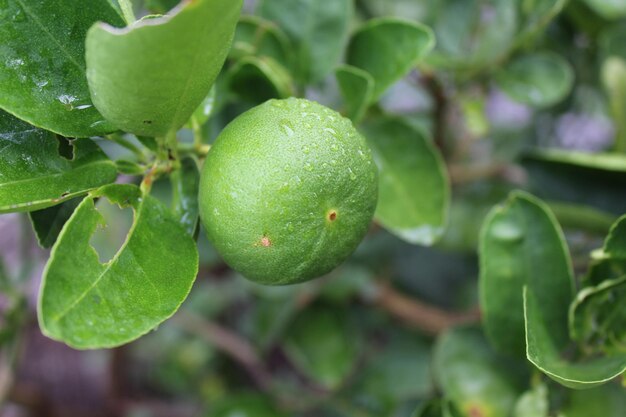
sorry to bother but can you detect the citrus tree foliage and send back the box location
[0,0,625,416]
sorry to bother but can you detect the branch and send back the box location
[420,72,448,157]
[368,282,480,335]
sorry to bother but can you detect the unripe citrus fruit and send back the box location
[199,98,378,285]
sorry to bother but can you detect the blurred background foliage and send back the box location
[1,0,626,416]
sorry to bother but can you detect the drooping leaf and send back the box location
[171,156,200,236]
[361,118,449,246]
[283,306,359,390]
[513,384,549,417]
[258,0,352,84]
[524,286,626,389]
[347,18,434,101]
[85,0,242,137]
[38,184,199,349]
[0,0,124,137]
[581,0,626,19]
[0,111,117,213]
[228,56,294,103]
[569,276,626,354]
[230,14,292,67]
[496,52,574,108]
[433,326,528,417]
[335,65,375,123]
[479,191,574,356]
[29,198,82,248]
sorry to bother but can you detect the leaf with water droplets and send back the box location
[0,110,117,213]
[38,184,199,349]
[479,191,574,356]
[86,0,242,137]
[361,117,449,246]
[0,0,124,137]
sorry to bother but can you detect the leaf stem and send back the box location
[106,133,147,163]
[117,0,136,25]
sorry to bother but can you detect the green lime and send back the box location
[199,98,378,285]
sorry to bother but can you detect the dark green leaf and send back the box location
[284,306,359,389]
[0,0,123,137]
[207,393,286,417]
[496,52,574,108]
[29,198,81,248]
[517,0,567,44]
[231,14,292,67]
[412,399,442,417]
[86,0,242,137]
[347,18,434,101]
[361,118,449,246]
[479,191,574,356]
[581,0,626,19]
[524,287,626,389]
[228,56,294,103]
[335,65,374,123]
[171,157,200,236]
[0,111,117,213]
[605,215,626,259]
[187,86,217,130]
[259,0,352,84]
[38,184,199,349]
[569,276,626,354]
[559,383,626,416]
[434,326,527,417]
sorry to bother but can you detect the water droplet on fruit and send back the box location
[330,144,338,151]
[279,119,294,137]
[358,150,366,159]
[324,127,337,137]
[348,168,357,180]
[304,162,313,172]
[330,159,337,166]
[271,100,286,108]
[491,220,524,243]
[302,145,310,154]
[286,222,294,232]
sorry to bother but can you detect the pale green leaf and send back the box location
[513,384,549,417]
[38,184,199,349]
[0,0,124,137]
[86,0,242,137]
[335,65,374,123]
[0,111,117,213]
[362,118,449,246]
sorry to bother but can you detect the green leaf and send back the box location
[171,157,200,236]
[581,0,626,19]
[602,57,626,152]
[559,383,626,417]
[335,65,375,123]
[228,56,294,103]
[517,0,568,44]
[361,118,449,246]
[605,215,626,259]
[258,0,352,84]
[496,52,574,108]
[524,287,626,389]
[38,184,199,349]
[85,0,242,137]
[231,15,292,67]
[479,191,574,356]
[29,198,81,248]
[0,0,124,137]
[525,149,626,172]
[208,393,286,417]
[513,384,549,417]
[412,399,443,417]
[283,306,359,390]
[347,18,434,101]
[0,111,117,213]
[427,0,518,71]
[434,326,527,417]
[569,276,626,354]
[187,85,217,130]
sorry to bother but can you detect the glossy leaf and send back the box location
[29,198,81,248]
[171,157,200,236]
[496,52,574,108]
[283,306,359,389]
[38,184,199,349]
[362,118,449,246]
[335,65,374,123]
[228,56,294,103]
[479,191,574,356]
[86,0,242,137]
[434,326,527,417]
[259,0,352,84]
[605,215,626,259]
[524,287,626,389]
[231,15,292,67]
[347,18,434,101]
[581,0,626,19]
[0,0,123,137]
[0,111,117,213]
[569,276,626,354]
[513,384,549,417]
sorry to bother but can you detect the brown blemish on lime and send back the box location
[261,236,271,247]
[468,405,484,417]
[327,210,337,222]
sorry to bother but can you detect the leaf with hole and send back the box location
[361,117,449,246]
[86,0,242,137]
[479,191,574,356]
[38,184,199,349]
[0,111,117,213]
[0,0,124,137]
[335,65,374,123]
[347,18,434,101]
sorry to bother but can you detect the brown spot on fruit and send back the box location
[468,405,484,417]
[261,236,271,247]
[328,210,337,221]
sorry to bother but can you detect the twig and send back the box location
[420,72,448,157]
[367,282,480,335]
[448,163,527,185]
[171,310,274,393]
